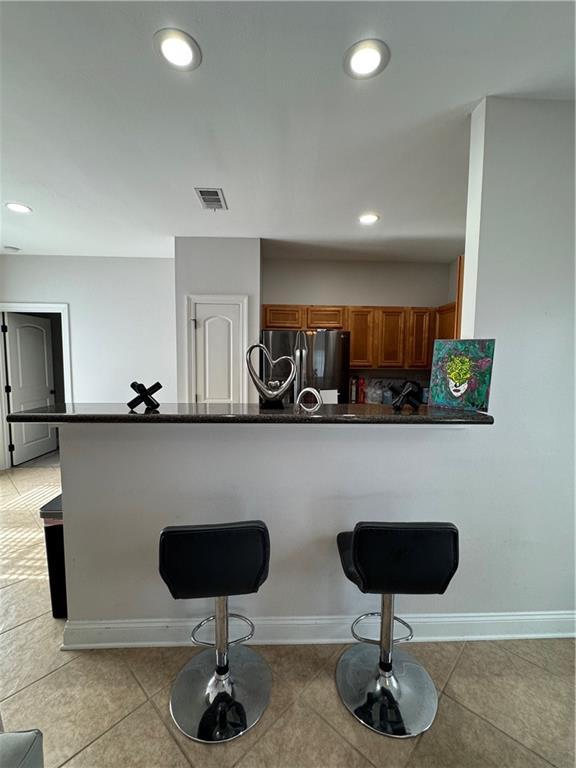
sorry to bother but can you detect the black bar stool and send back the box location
[159,521,272,743]
[336,522,459,738]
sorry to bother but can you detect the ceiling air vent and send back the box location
[195,187,228,210]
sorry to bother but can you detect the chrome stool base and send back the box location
[336,644,438,738]
[170,645,272,743]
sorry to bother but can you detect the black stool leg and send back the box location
[336,594,439,738]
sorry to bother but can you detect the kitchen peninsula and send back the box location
[9,403,493,649]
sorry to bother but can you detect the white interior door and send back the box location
[189,296,248,404]
[4,313,58,465]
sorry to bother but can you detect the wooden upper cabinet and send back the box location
[306,306,345,329]
[262,303,449,370]
[346,307,375,368]
[262,304,304,329]
[406,308,434,368]
[375,309,406,367]
[435,302,457,340]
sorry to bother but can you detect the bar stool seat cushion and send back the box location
[337,522,459,595]
[159,521,270,600]
[336,531,362,589]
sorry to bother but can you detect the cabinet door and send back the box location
[306,306,345,329]
[435,303,457,340]
[406,308,434,368]
[262,305,304,329]
[346,308,375,368]
[375,309,406,367]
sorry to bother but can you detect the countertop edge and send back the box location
[7,413,494,426]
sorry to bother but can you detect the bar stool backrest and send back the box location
[352,522,459,595]
[159,521,270,599]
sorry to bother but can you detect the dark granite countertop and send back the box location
[7,403,494,425]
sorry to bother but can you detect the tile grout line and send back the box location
[121,655,153,703]
[444,642,566,767]
[403,691,448,768]
[442,691,561,768]
[298,695,387,768]
[118,656,198,767]
[403,699,442,768]
[301,643,465,768]
[227,658,334,768]
[301,642,462,768]
[295,645,403,767]
[0,578,28,591]
[486,638,576,680]
[148,694,196,768]
[441,638,467,692]
[57,699,151,768]
[0,652,79,706]
[227,671,312,768]
[6,475,19,494]
[0,609,53,637]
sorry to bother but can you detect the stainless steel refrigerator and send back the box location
[260,330,350,404]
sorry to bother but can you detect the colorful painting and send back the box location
[429,339,495,411]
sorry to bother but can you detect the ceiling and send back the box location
[1,2,573,261]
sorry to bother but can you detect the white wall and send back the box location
[461,98,486,337]
[63,421,572,648]
[0,254,178,402]
[175,238,261,402]
[262,258,452,306]
[461,97,574,612]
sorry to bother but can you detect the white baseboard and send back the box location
[62,611,576,649]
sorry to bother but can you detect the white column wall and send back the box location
[464,96,574,610]
[175,238,261,403]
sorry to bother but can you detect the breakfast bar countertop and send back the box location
[7,402,494,425]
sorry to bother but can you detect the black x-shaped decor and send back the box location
[390,381,422,414]
[127,381,163,413]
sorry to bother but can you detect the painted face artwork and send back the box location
[448,377,468,397]
[445,355,473,399]
[429,340,495,412]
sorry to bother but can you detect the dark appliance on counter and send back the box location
[260,330,350,404]
[389,380,424,413]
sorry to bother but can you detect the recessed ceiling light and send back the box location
[5,201,32,214]
[344,39,391,79]
[3,245,21,253]
[359,212,380,225]
[153,28,202,71]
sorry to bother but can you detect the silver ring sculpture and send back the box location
[295,386,323,413]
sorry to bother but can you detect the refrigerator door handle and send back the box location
[294,346,301,401]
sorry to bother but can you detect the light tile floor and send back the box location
[0,452,574,768]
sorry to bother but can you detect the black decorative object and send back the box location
[260,398,286,410]
[390,381,423,414]
[127,381,162,413]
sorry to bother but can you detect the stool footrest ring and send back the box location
[351,613,413,645]
[191,613,255,647]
